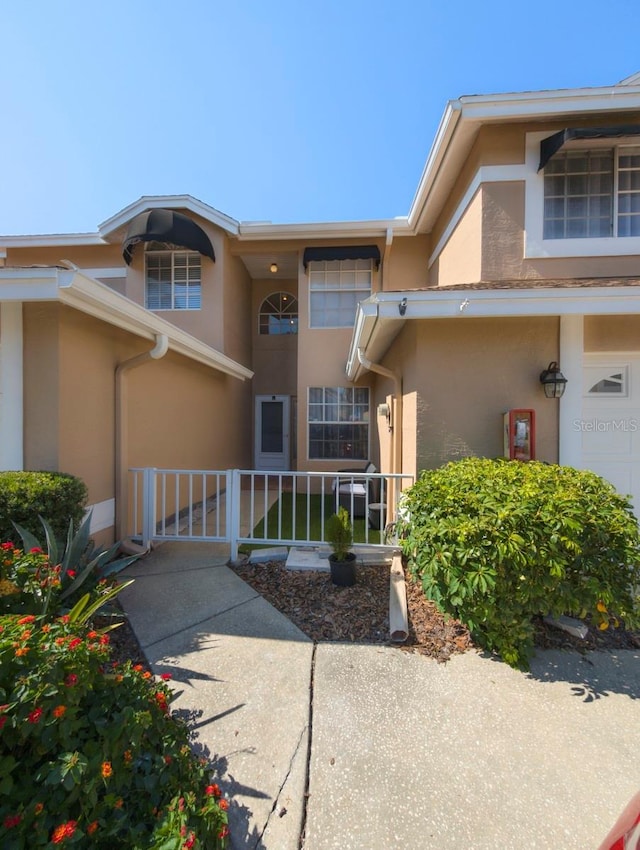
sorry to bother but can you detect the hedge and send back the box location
[0,472,87,544]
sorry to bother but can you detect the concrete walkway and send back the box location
[119,542,640,850]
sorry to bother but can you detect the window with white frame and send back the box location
[259,292,298,334]
[308,259,372,328]
[308,387,369,460]
[145,249,202,310]
[544,146,640,239]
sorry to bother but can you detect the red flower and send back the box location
[28,707,43,724]
[51,820,77,844]
[1,541,13,550]
[87,631,98,639]
[218,825,230,839]
[29,547,43,554]
[219,799,229,811]
[0,716,8,730]
[34,803,44,816]
[183,832,196,849]
[205,784,221,798]
[3,813,21,828]
[17,614,36,624]
[87,821,98,835]
[65,674,78,687]
[99,634,110,645]
[160,673,172,680]
[58,615,70,624]
[67,638,82,650]
[66,569,76,579]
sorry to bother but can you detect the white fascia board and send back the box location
[373,286,640,319]
[0,267,252,380]
[236,218,411,241]
[349,286,640,376]
[99,195,240,238]
[0,267,66,299]
[58,272,253,380]
[346,302,379,380]
[407,84,640,235]
[0,233,105,248]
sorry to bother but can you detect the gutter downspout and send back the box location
[357,347,402,526]
[115,334,169,540]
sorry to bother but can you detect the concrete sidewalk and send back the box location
[119,542,640,850]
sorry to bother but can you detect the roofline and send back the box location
[236,217,411,241]
[0,267,253,380]
[407,82,640,232]
[99,195,241,238]
[347,285,640,380]
[0,233,106,248]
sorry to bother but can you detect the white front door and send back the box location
[255,395,290,470]
[581,354,640,512]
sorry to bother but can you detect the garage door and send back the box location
[581,354,640,513]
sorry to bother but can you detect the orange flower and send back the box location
[142,671,152,679]
[101,761,113,779]
[114,798,123,809]
[51,820,77,843]
[34,802,44,815]
[123,750,132,764]
[219,799,229,811]
[87,820,98,835]
[205,784,221,797]
[17,615,35,624]
[41,624,50,633]
[15,647,28,657]
[53,705,66,719]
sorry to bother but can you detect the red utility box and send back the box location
[503,409,535,461]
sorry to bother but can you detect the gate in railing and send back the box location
[128,468,414,559]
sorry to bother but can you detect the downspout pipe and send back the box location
[357,347,402,525]
[115,334,169,540]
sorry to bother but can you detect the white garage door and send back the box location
[581,354,640,513]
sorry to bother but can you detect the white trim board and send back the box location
[85,498,115,534]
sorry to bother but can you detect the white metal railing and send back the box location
[128,467,415,559]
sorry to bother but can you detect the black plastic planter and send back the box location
[329,552,357,587]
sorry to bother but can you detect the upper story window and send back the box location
[308,259,372,328]
[543,147,640,239]
[145,248,201,310]
[259,292,298,334]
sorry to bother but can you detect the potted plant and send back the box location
[325,506,357,586]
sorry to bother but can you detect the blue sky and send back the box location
[1,0,639,235]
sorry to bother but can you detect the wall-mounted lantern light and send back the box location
[539,361,567,398]
[270,263,278,273]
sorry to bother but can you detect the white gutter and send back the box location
[236,218,411,241]
[356,347,402,527]
[0,267,253,380]
[114,334,169,539]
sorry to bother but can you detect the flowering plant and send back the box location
[0,614,229,848]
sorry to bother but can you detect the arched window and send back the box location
[259,292,298,335]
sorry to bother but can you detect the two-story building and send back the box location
[2,71,640,541]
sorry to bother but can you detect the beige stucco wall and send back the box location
[387,316,560,474]
[5,244,124,268]
[431,189,483,287]
[23,303,251,540]
[585,315,640,351]
[383,236,430,291]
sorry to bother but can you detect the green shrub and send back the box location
[0,614,229,848]
[325,507,353,561]
[7,514,139,619]
[398,458,640,669]
[0,472,87,544]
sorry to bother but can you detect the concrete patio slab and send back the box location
[118,559,259,648]
[303,643,640,850]
[143,596,312,850]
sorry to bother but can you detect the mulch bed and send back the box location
[105,561,639,668]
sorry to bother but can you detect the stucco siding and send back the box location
[384,236,430,291]
[411,317,559,470]
[585,315,640,351]
[23,303,61,472]
[433,189,483,287]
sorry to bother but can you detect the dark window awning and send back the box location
[303,245,381,269]
[122,208,216,265]
[538,125,640,172]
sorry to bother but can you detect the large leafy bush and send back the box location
[0,472,87,543]
[398,458,640,668]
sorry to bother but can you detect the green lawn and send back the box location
[247,492,380,547]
